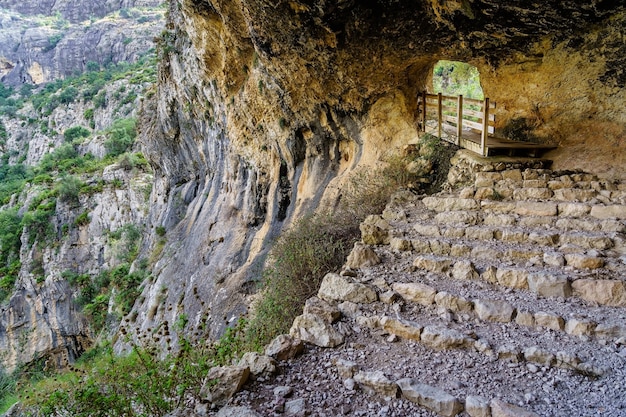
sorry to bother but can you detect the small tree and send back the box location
[104,118,137,157]
[63,126,91,143]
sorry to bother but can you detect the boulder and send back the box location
[422,196,479,212]
[413,256,453,273]
[414,223,441,237]
[345,242,381,269]
[465,395,491,417]
[391,282,436,306]
[303,297,341,323]
[564,318,596,336]
[490,399,539,417]
[201,365,250,406]
[572,279,626,307]
[594,322,626,340]
[451,260,479,280]
[515,311,535,327]
[360,215,391,245]
[434,291,473,313]
[527,273,571,298]
[590,205,626,220]
[557,203,591,217]
[237,352,277,377]
[513,188,553,200]
[501,169,522,182]
[495,268,529,289]
[497,345,523,362]
[465,226,495,240]
[390,237,413,252]
[318,273,378,304]
[523,347,555,366]
[561,234,613,250]
[514,201,557,216]
[533,312,565,331]
[473,299,515,323]
[397,379,463,417]
[289,313,344,348]
[354,370,398,397]
[420,326,472,350]
[380,316,422,341]
[264,334,304,361]
[334,358,359,379]
[554,188,596,202]
[564,253,604,269]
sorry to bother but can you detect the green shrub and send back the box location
[0,208,23,264]
[43,33,63,52]
[26,338,215,417]
[58,86,78,104]
[63,126,91,142]
[83,294,110,332]
[55,175,83,205]
[0,369,17,413]
[85,61,100,72]
[0,120,7,141]
[74,210,90,227]
[155,226,166,237]
[104,118,137,157]
[93,90,107,109]
[244,214,350,350]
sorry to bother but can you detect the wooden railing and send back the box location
[417,91,496,156]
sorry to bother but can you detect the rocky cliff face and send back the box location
[0,2,163,85]
[126,0,626,349]
[0,2,160,367]
[0,167,151,371]
[0,0,161,23]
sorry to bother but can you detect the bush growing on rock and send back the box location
[63,126,91,143]
[105,118,137,157]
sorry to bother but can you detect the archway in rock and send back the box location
[431,60,484,100]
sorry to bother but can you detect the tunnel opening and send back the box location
[431,60,483,100]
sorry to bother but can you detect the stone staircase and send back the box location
[286,162,626,416]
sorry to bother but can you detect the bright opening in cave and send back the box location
[432,60,484,100]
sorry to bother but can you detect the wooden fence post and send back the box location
[456,95,463,146]
[437,93,443,139]
[481,97,489,156]
[421,91,427,132]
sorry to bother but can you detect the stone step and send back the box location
[336,362,542,417]
[473,169,625,196]
[353,312,599,376]
[409,220,620,253]
[422,193,626,221]
[372,275,625,346]
[403,254,626,308]
[391,234,618,273]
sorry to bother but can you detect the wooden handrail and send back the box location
[417,91,496,156]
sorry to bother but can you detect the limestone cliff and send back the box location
[127,0,626,349]
[0,5,160,367]
[0,2,163,85]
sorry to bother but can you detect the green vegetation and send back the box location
[243,148,433,350]
[432,60,484,99]
[243,215,349,349]
[0,120,7,143]
[63,126,91,142]
[55,175,83,205]
[13,143,440,415]
[23,336,217,416]
[104,118,137,157]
